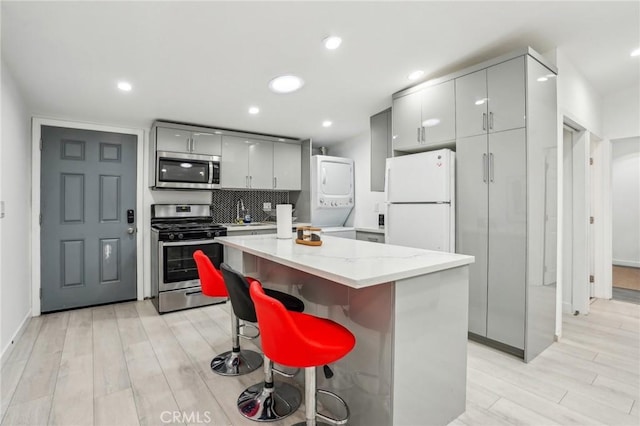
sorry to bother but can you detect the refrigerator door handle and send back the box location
[384,166,391,195]
[489,153,495,182]
[483,153,488,183]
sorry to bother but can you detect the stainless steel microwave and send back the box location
[154,151,221,190]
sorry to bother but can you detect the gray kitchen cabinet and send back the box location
[370,108,392,192]
[221,136,273,189]
[456,52,557,362]
[356,231,385,243]
[455,56,526,139]
[458,129,526,350]
[392,80,455,152]
[273,142,301,190]
[156,126,222,156]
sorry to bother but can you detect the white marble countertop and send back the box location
[222,222,311,232]
[216,234,474,288]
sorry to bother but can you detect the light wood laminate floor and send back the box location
[1,298,638,426]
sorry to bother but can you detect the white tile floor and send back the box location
[1,298,638,426]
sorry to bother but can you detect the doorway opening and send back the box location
[611,137,640,304]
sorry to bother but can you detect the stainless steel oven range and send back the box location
[150,204,227,314]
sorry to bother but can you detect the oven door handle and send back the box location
[185,290,203,296]
[160,239,219,247]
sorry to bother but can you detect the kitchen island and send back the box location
[216,233,474,426]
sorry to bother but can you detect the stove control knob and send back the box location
[206,231,212,238]
[215,231,222,237]
[178,233,184,239]
[169,233,175,240]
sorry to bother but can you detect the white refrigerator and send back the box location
[385,149,455,252]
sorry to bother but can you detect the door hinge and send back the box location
[589,275,595,283]
[590,216,594,224]
[589,157,593,166]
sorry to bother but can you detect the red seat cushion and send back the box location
[193,250,228,298]
[250,281,355,368]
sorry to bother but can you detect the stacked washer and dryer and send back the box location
[309,155,356,238]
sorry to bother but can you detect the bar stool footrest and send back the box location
[315,389,350,425]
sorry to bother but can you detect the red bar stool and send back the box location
[193,250,262,376]
[250,280,356,426]
[221,263,306,422]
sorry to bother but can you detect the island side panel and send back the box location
[393,266,469,426]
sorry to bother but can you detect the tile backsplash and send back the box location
[211,190,290,223]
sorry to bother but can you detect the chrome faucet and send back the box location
[236,199,245,222]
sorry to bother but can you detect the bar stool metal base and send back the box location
[237,382,302,422]
[211,349,263,376]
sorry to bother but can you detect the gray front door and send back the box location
[41,126,137,312]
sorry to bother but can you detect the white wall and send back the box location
[612,137,640,267]
[329,130,386,230]
[1,61,32,358]
[554,49,604,137]
[603,84,640,140]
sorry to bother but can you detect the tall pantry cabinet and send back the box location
[456,51,557,361]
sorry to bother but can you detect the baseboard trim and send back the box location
[468,332,525,359]
[1,310,32,366]
[613,260,640,268]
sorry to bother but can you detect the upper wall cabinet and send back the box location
[221,136,273,189]
[156,126,222,156]
[370,108,392,192]
[273,143,301,190]
[392,80,455,152]
[455,56,526,138]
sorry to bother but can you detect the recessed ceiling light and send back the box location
[278,138,285,142]
[323,36,342,50]
[117,81,132,91]
[408,70,424,81]
[631,48,640,57]
[322,120,332,128]
[248,106,260,114]
[269,75,304,94]
[214,131,222,135]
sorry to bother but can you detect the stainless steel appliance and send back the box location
[154,151,221,190]
[150,204,227,313]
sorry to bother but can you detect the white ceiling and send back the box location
[2,1,639,145]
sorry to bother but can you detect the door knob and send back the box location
[127,227,137,234]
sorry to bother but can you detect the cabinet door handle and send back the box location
[250,176,253,187]
[246,176,249,188]
[421,127,425,142]
[367,237,378,242]
[191,137,196,152]
[489,112,494,130]
[489,153,494,182]
[273,177,277,188]
[482,153,487,183]
[417,127,421,142]
[483,113,487,131]
[187,138,192,152]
